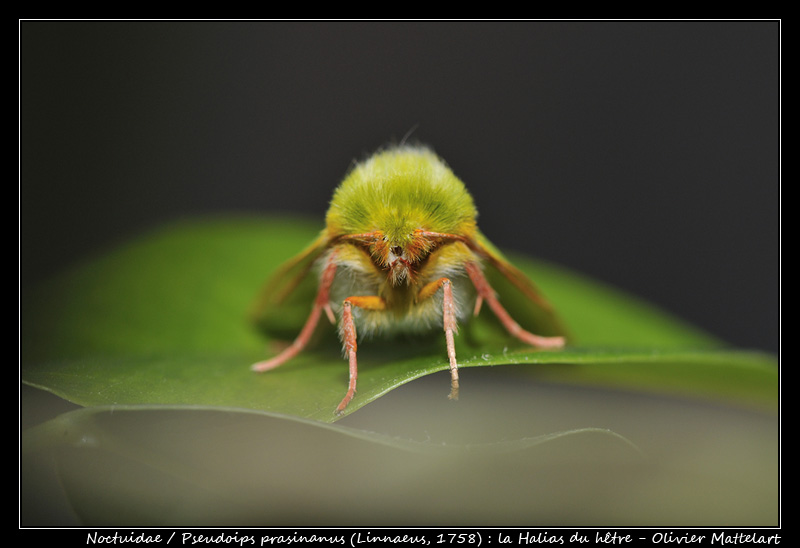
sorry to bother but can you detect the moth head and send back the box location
[335,228,440,286]
[335,225,472,287]
[377,229,438,285]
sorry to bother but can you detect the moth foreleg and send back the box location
[336,295,387,414]
[418,277,460,400]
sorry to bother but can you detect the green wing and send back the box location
[250,231,331,339]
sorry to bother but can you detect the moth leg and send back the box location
[336,295,386,415]
[251,254,338,373]
[465,262,565,349]
[418,278,460,400]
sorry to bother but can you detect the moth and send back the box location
[251,145,566,414]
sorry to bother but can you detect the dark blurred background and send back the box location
[20,21,779,354]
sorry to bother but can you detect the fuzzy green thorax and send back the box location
[325,146,478,244]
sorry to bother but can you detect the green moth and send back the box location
[252,145,567,414]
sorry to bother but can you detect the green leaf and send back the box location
[21,217,778,421]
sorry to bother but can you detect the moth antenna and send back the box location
[399,124,420,147]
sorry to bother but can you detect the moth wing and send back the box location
[471,230,569,340]
[250,231,331,339]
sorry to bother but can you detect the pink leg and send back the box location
[333,295,386,414]
[442,280,460,400]
[465,262,565,349]
[335,300,358,414]
[251,254,338,372]
[418,277,460,400]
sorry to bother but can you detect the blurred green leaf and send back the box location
[21,217,778,421]
[13,405,640,526]
[20,398,778,526]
